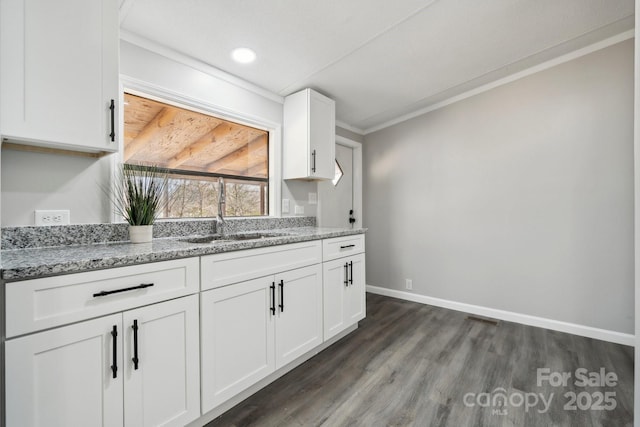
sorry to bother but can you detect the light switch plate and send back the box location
[308,192,317,205]
[282,198,290,214]
[294,205,304,215]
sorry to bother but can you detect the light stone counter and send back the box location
[1,226,365,281]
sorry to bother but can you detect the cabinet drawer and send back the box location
[201,240,322,291]
[6,258,199,338]
[322,234,365,261]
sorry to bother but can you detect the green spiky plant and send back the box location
[110,164,169,225]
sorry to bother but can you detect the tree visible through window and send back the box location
[123,93,269,218]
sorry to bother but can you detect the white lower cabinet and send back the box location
[5,294,200,427]
[323,253,366,341]
[200,276,275,412]
[6,314,124,427]
[4,236,366,426]
[123,295,201,427]
[274,265,323,367]
[201,264,323,413]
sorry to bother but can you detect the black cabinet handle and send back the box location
[311,150,316,173]
[340,244,355,249]
[344,262,349,286]
[270,282,276,315]
[278,280,284,312]
[110,325,118,379]
[109,99,115,142]
[349,261,354,285]
[132,320,139,370]
[93,283,154,298]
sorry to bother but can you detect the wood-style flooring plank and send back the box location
[207,293,633,427]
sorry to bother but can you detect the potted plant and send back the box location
[110,164,168,243]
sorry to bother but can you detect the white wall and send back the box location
[363,40,634,334]
[1,150,113,225]
[0,40,318,225]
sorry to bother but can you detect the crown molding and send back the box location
[335,120,365,135]
[363,29,635,135]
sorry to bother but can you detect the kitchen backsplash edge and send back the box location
[1,216,316,250]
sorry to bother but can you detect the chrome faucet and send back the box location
[217,177,226,232]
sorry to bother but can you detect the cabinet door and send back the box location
[0,0,119,152]
[346,253,366,325]
[123,295,200,427]
[283,88,335,180]
[322,258,349,341]
[309,89,336,179]
[323,254,366,341]
[201,277,276,413]
[275,264,323,368]
[5,314,123,427]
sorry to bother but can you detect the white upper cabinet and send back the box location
[283,88,335,180]
[0,0,119,153]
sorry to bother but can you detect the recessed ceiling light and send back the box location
[231,47,256,64]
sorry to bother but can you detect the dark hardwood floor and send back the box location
[207,293,634,427]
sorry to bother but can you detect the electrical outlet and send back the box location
[282,198,290,214]
[294,205,304,215]
[35,210,70,226]
[308,192,317,205]
[405,279,413,290]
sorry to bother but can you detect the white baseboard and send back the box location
[366,285,635,347]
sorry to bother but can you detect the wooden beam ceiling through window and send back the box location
[165,123,234,169]
[206,134,267,174]
[123,92,268,178]
[124,107,177,161]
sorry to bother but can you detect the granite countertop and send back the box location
[1,227,365,281]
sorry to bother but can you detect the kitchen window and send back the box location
[123,92,269,218]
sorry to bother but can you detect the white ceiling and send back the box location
[120,0,635,133]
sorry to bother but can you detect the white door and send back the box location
[123,295,200,427]
[346,253,366,325]
[322,258,349,340]
[318,142,357,228]
[275,264,323,368]
[200,277,276,413]
[5,314,123,427]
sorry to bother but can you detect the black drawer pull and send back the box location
[311,150,316,173]
[109,99,115,142]
[93,283,154,298]
[349,261,354,285]
[270,282,276,315]
[110,325,118,379]
[132,319,139,370]
[340,244,355,249]
[344,262,349,286]
[278,280,284,312]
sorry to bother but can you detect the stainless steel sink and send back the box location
[180,232,292,244]
[180,235,228,244]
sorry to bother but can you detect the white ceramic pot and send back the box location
[129,225,153,244]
